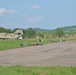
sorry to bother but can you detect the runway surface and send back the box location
[0,41,76,66]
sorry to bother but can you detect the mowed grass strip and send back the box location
[0,38,51,51]
[0,66,76,75]
[0,39,35,50]
[0,37,72,51]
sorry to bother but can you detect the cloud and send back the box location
[27,16,43,22]
[7,10,17,13]
[0,8,17,16]
[0,8,6,16]
[30,5,40,10]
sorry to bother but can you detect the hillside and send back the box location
[34,28,52,32]
[62,25,76,33]
[34,25,76,33]
[0,25,76,33]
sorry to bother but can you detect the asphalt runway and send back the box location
[0,41,76,66]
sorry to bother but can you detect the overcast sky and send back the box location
[0,0,76,29]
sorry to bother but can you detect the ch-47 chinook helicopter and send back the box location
[0,29,24,40]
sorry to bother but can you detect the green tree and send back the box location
[55,28,64,37]
[37,32,44,38]
[0,27,13,33]
[25,28,36,38]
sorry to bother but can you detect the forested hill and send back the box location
[61,25,76,33]
[0,25,76,33]
[34,28,52,32]
[34,25,76,33]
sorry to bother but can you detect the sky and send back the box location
[0,0,76,30]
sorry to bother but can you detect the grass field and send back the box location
[0,37,69,51]
[0,66,76,75]
[0,38,52,51]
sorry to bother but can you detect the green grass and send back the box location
[0,38,51,51]
[0,37,74,51]
[0,66,76,75]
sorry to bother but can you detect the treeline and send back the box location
[0,26,75,39]
[0,27,13,33]
[0,27,37,38]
